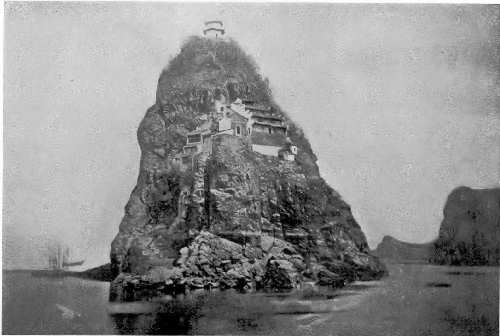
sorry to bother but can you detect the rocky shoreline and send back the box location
[109,231,384,302]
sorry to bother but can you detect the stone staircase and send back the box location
[191,149,211,228]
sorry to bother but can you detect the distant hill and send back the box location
[372,236,432,263]
[431,186,500,266]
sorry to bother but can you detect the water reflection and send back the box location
[112,312,196,335]
[108,284,377,334]
[109,290,280,335]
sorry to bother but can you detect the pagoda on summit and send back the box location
[203,20,225,39]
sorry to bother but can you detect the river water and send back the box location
[3,263,498,335]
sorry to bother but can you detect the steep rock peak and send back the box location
[110,34,386,296]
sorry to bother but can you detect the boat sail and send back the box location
[32,241,84,277]
[48,243,84,270]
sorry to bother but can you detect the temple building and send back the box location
[175,97,297,170]
[217,108,248,137]
[183,121,213,154]
[279,141,298,161]
[230,98,289,157]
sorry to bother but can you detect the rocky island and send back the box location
[431,186,500,266]
[109,28,386,301]
[372,236,432,263]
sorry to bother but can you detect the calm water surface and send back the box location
[3,264,498,335]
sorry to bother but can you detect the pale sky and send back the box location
[4,3,499,269]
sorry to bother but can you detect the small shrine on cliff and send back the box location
[203,21,225,39]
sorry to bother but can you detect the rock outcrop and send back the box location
[431,186,500,266]
[372,235,432,263]
[109,36,385,300]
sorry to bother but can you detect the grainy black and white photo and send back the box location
[2,2,499,335]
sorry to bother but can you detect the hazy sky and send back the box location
[4,3,499,269]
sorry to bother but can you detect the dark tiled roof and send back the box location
[246,105,271,112]
[203,28,225,34]
[251,133,287,147]
[253,121,287,129]
[187,120,214,135]
[187,129,211,136]
[205,20,223,26]
[250,112,284,121]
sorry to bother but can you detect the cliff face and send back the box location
[372,236,432,263]
[110,36,385,299]
[431,187,500,266]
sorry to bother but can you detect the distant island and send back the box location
[431,186,500,266]
[372,236,432,264]
[373,186,500,266]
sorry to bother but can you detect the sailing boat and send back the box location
[32,242,85,277]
